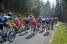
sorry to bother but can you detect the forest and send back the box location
[0,0,67,22]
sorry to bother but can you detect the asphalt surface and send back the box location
[3,29,54,44]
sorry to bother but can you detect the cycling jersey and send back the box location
[3,15,11,21]
[37,17,42,23]
[46,17,51,24]
[14,16,21,27]
[31,18,38,26]
[25,16,30,24]
[3,15,11,19]
[19,16,25,26]
[0,15,11,25]
[41,18,46,23]
[50,18,55,25]
[0,15,11,29]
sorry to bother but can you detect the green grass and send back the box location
[51,22,67,44]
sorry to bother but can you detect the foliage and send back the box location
[51,22,67,44]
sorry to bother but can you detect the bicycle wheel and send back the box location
[8,31,15,42]
[0,34,3,44]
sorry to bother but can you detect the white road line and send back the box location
[50,32,54,44]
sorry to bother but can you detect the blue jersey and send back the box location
[0,15,11,24]
[3,15,11,21]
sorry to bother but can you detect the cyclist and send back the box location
[54,17,58,25]
[37,16,42,25]
[0,13,12,31]
[45,16,51,30]
[18,15,26,32]
[14,16,22,31]
[14,15,25,33]
[37,16,42,31]
[0,13,12,42]
[24,16,31,30]
[50,17,55,30]
[41,16,47,31]
[31,16,38,33]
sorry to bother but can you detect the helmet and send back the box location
[8,12,12,16]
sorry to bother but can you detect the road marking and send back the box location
[50,32,54,44]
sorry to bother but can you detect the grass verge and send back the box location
[51,22,67,44]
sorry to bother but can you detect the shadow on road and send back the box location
[25,33,35,39]
[39,30,44,33]
[43,31,50,36]
[18,32,28,36]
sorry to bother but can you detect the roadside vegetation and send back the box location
[51,22,67,44]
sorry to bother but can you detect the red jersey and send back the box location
[31,18,38,26]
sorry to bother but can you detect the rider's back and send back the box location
[31,18,38,26]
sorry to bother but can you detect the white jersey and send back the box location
[3,15,11,19]
[41,17,46,21]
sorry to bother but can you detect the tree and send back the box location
[40,0,51,16]
[0,0,41,16]
[25,0,41,16]
[63,0,67,22]
[0,0,5,13]
[55,0,64,21]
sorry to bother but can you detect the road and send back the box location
[3,29,54,44]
